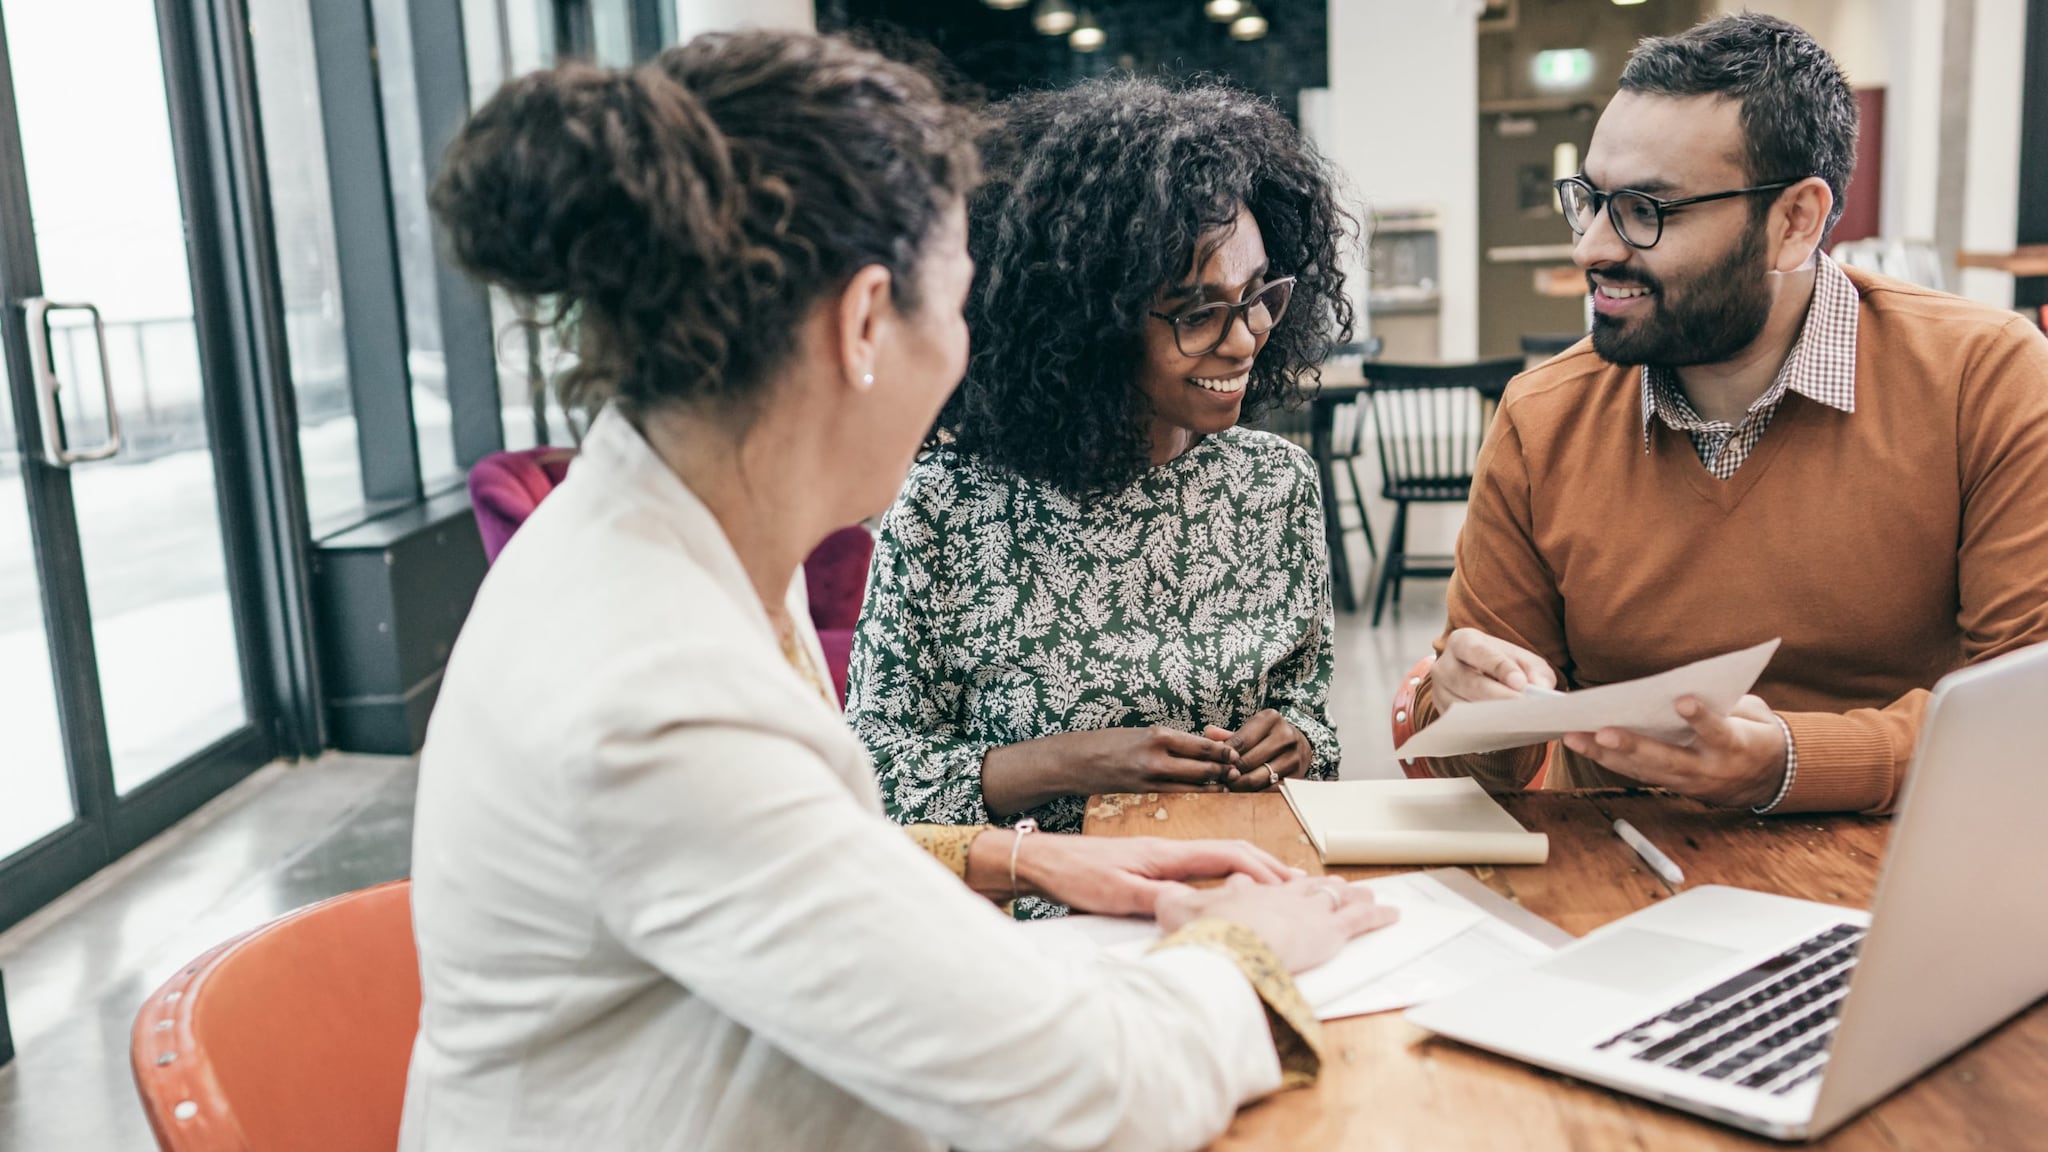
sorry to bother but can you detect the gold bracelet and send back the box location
[1008,817,1038,903]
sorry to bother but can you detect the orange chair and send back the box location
[131,881,419,1151]
[1391,654,1550,789]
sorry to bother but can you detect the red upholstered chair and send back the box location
[130,881,418,1152]
[466,449,875,704]
[805,525,876,704]
[1391,653,1550,789]
[468,447,576,564]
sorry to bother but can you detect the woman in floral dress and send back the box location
[846,77,1358,892]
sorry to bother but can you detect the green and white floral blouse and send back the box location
[847,426,1340,844]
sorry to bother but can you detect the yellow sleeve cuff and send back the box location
[904,823,990,882]
[1150,918,1324,1089]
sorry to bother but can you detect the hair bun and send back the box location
[431,62,742,306]
[431,31,978,414]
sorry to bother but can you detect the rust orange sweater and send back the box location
[1412,268,2048,813]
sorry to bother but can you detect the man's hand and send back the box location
[1432,628,1557,707]
[1560,694,1790,809]
[1202,710,1312,791]
[1002,834,1300,918]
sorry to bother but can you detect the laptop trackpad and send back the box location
[1537,928,1742,997]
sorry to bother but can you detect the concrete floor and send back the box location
[0,755,418,1152]
[0,582,1448,1152]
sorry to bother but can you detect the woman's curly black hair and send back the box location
[936,75,1357,497]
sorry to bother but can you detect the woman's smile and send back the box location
[1188,369,1250,395]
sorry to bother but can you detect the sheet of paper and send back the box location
[1315,918,1555,1019]
[1019,873,1482,1016]
[1394,638,1781,759]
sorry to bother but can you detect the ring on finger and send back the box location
[1319,884,1343,912]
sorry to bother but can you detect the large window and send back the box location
[247,0,363,532]
[371,0,461,491]
[236,0,677,531]
[0,0,280,931]
[461,0,621,451]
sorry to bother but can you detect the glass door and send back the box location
[0,0,278,929]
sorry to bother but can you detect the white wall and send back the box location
[674,0,814,42]
[1733,0,2027,305]
[1881,0,1946,241]
[1302,1,1483,579]
[1959,0,2028,306]
[1314,0,1480,363]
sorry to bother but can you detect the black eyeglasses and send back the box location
[1149,277,1295,358]
[1554,175,1798,250]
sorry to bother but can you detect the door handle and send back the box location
[24,297,122,466]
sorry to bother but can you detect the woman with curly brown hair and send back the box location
[404,31,1394,1152]
[848,77,1358,887]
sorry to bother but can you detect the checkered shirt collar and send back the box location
[1640,252,1860,451]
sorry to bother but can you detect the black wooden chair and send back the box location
[1361,357,1522,624]
[1323,336,1384,573]
[1251,337,1381,612]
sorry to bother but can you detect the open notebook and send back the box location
[1280,777,1550,865]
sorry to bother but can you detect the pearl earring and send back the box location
[861,372,875,386]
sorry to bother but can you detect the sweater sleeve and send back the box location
[846,481,997,826]
[1265,452,1340,779]
[1773,318,2048,814]
[1408,404,1561,791]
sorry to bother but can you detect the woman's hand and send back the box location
[981,726,1242,817]
[969,831,1298,916]
[1156,874,1399,972]
[1203,710,1311,791]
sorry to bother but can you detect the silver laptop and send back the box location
[1406,640,2048,1141]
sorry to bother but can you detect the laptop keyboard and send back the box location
[1594,923,1864,1095]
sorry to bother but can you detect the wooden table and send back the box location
[1084,790,2048,1150]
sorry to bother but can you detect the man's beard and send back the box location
[1590,224,1772,368]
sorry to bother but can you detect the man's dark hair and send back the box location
[937,76,1356,498]
[1619,13,1858,238]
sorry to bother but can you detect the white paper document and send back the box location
[1314,916,1555,1019]
[1019,870,1567,1020]
[1393,638,1782,760]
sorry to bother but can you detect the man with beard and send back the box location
[1404,13,2048,815]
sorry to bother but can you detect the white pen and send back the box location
[1613,818,1685,886]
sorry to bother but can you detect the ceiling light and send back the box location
[1612,0,1648,5]
[1033,0,1076,35]
[1204,0,1244,19]
[1229,6,1268,40]
[1070,19,1106,51]
[984,0,1030,8]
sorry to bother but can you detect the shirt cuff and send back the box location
[1150,919,1323,1089]
[879,741,998,827]
[1273,704,1341,780]
[1751,714,1799,814]
[1771,711,1897,813]
[904,824,990,880]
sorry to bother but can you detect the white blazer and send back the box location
[399,406,1286,1152]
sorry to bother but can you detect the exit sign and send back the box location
[1532,49,1594,90]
